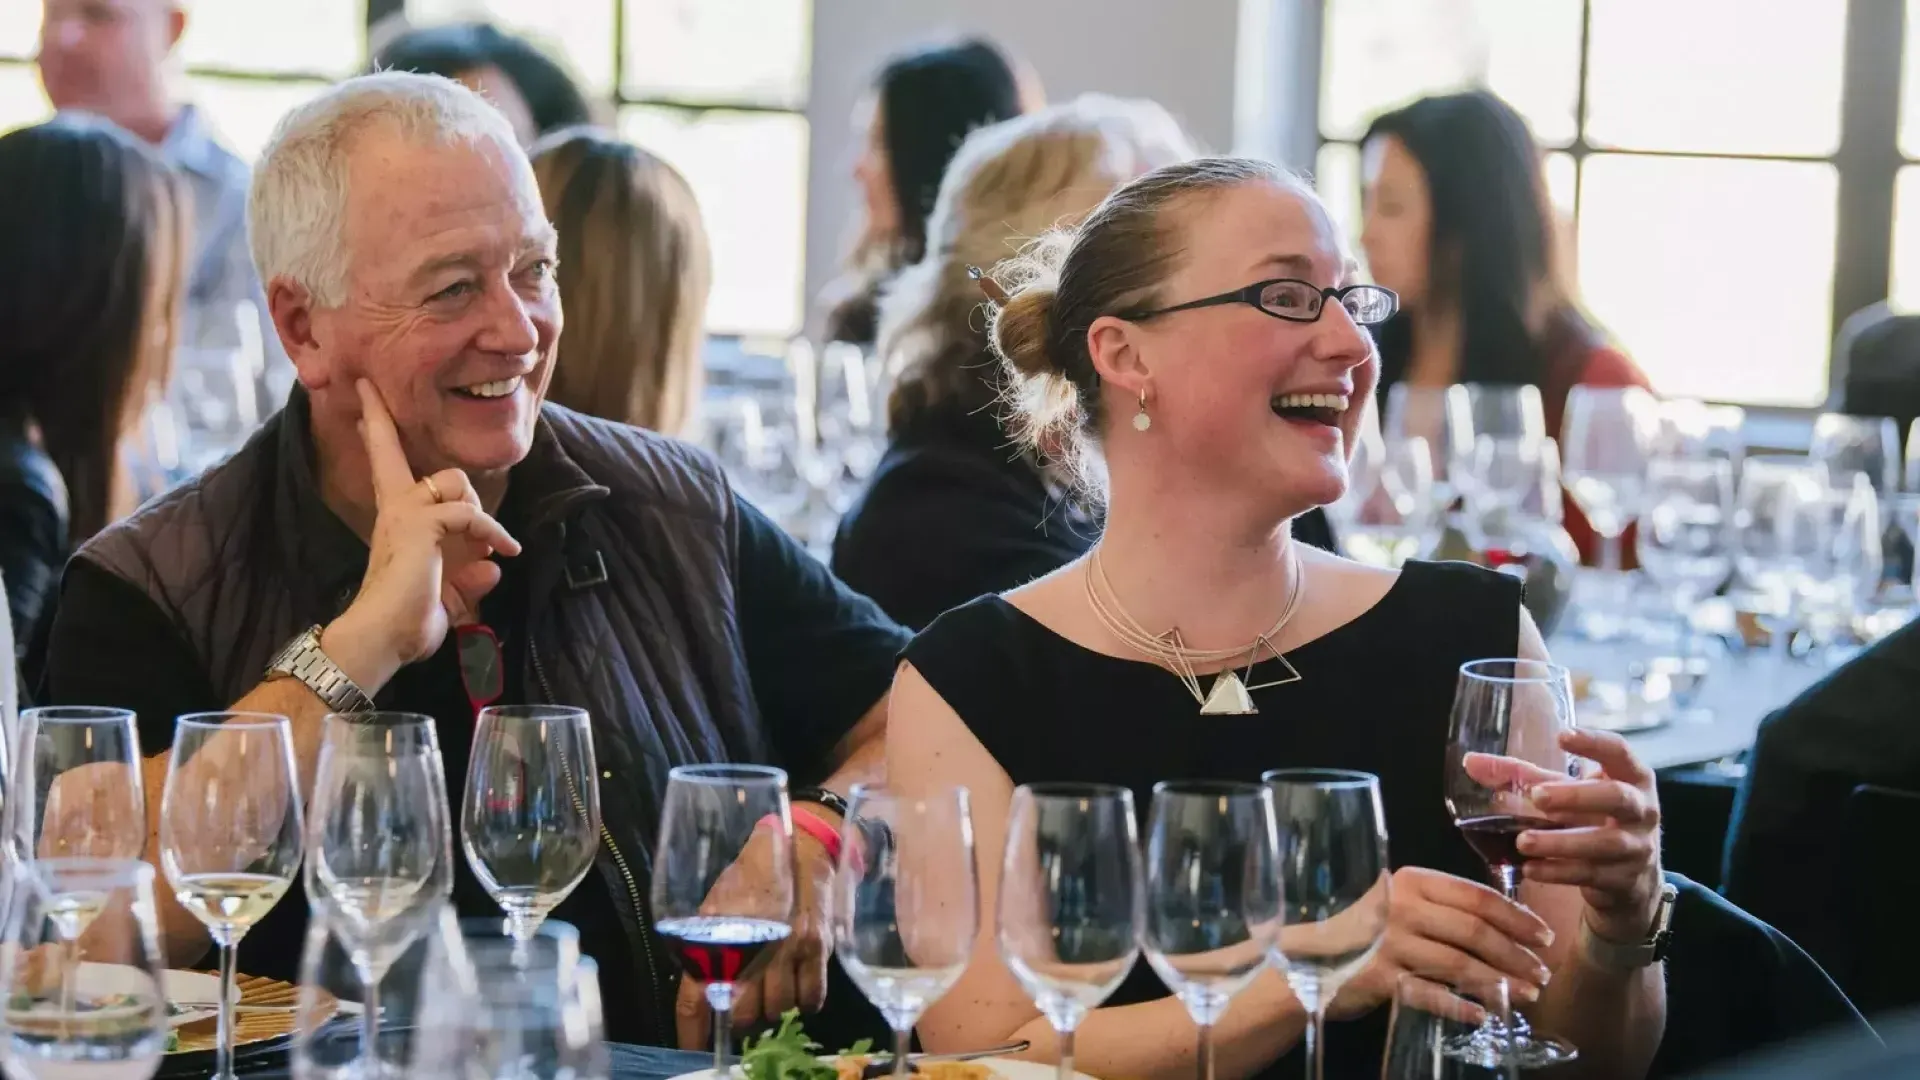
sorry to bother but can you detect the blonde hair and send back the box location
[249,71,523,308]
[985,156,1324,496]
[531,128,712,435]
[878,94,1194,434]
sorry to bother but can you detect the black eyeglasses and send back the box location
[1123,279,1399,327]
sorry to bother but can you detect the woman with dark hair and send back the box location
[0,115,187,659]
[370,19,595,146]
[1361,89,1648,560]
[820,37,1037,345]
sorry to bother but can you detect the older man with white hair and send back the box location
[40,73,906,1048]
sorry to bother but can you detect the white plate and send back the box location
[665,1057,1099,1080]
[4,965,236,1030]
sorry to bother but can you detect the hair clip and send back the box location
[966,265,1011,305]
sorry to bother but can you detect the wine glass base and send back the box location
[1443,1029,1578,1069]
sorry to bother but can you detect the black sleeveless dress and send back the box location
[904,560,1522,1079]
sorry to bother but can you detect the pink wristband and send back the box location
[764,808,844,865]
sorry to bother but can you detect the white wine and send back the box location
[45,890,109,940]
[173,872,291,933]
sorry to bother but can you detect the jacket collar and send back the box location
[270,386,611,622]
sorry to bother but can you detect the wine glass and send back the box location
[1733,456,1834,647]
[13,706,145,862]
[1561,385,1660,574]
[159,713,305,1080]
[835,785,978,1080]
[428,920,602,1080]
[1463,384,1546,444]
[0,858,168,1080]
[1811,413,1899,497]
[1261,770,1391,1080]
[306,712,454,1079]
[1444,659,1579,1068]
[1804,473,1883,656]
[651,764,795,1079]
[296,900,467,1080]
[1385,384,1474,509]
[1332,434,1437,568]
[998,784,1142,1080]
[1460,436,1557,554]
[1381,974,1519,1079]
[1141,781,1281,1080]
[460,705,601,944]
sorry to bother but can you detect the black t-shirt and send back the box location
[41,488,908,1046]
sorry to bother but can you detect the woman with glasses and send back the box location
[887,157,1668,1078]
[1360,90,1649,563]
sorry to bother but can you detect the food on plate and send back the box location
[741,1011,1002,1080]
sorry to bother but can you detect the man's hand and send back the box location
[675,817,835,1050]
[321,380,522,693]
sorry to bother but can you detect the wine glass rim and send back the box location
[1150,778,1266,798]
[667,763,788,785]
[1014,781,1135,801]
[1459,658,1569,684]
[454,916,581,943]
[322,710,436,728]
[26,855,155,886]
[1260,768,1379,789]
[21,706,135,724]
[477,704,589,721]
[175,711,290,729]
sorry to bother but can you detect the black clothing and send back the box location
[0,419,65,668]
[904,559,1520,1078]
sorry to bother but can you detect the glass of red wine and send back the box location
[650,764,797,1078]
[1443,658,1580,1070]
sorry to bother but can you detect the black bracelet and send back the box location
[791,786,850,820]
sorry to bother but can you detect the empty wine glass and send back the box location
[998,784,1142,1080]
[1464,384,1546,444]
[1562,386,1660,574]
[1261,770,1390,1080]
[460,705,601,944]
[1384,383,1474,511]
[1141,781,1281,1080]
[651,765,795,1079]
[1733,456,1834,646]
[160,713,305,1080]
[1332,432,1437,568]
[432,920,602,1080]
[836,785,978,1080]
[1811,413,1899,497]
[1381,974,1519,1079]
[1,858,168,1080]
[307,712,454,1079]
[13,706,145,863]
[1804,473,1883,655]
[296,900,467,1080]
[1443,660,1579,1068]
[1460,436,1557,553]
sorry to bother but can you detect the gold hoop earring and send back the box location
[1133,388,1152,432]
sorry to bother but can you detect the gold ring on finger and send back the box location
[422,475,444,502]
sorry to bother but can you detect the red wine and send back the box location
[1456,814,1562,874]
[656,915,792,984]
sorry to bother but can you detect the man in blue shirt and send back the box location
[36,0,293,468]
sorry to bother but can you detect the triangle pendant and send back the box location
[1200,671,1258,715]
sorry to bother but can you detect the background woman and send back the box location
[889,156,1668,1078]
[820,38,1035,346]
[0,115,187,666]
[370,18,595,146]
[531,127,712,437]
[1360,89,1648,561]
[831,94,1192,629]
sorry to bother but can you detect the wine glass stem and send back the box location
[1304,1006,1326,1080]
[1195,1022,1214,1080]
[1499,865,1520,901]
[360,977,381,1075]
[1599,532,1623,575]
[892,1027,911,1080]
[215,936,239,1080]
[708,981,735,1078]
[1056,1027,1075,1080]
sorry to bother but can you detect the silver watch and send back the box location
[266,625,375,714]
[1578,881,1678,972]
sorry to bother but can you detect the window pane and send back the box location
[404,0,615,97]
[1902,0,1920,156]
[1315,141,1361,249]
[181,0,365,76]
[1889,167,1920,313]
[189,77,329,164]
[618,106,807,336]
[1319,0,1581,144]
[621,0,809,108]
[1585,0,1846,155]
[1577,154,1836,406]
[0,62,50,134]
[1545,150,1576,216]
[0,3,37,58]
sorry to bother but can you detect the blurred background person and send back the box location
[369,17,596,146]
[1360,89,1647,562]
[36,0,289,453]
[531,127,712,436]
[831,96,1195,629]
[0,115,186,670]
[819,37,1036,346]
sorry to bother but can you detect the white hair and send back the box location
[247,71,524,308]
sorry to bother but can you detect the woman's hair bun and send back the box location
[988,280,1058,378]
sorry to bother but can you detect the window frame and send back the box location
[1310,0,1908,422]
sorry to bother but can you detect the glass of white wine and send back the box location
[159,712,305,1080]
[459,705,600,944]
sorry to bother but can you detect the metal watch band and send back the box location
[1578,881,1678,972]
[267,625,375,714]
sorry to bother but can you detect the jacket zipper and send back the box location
[529,638,670,1042]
